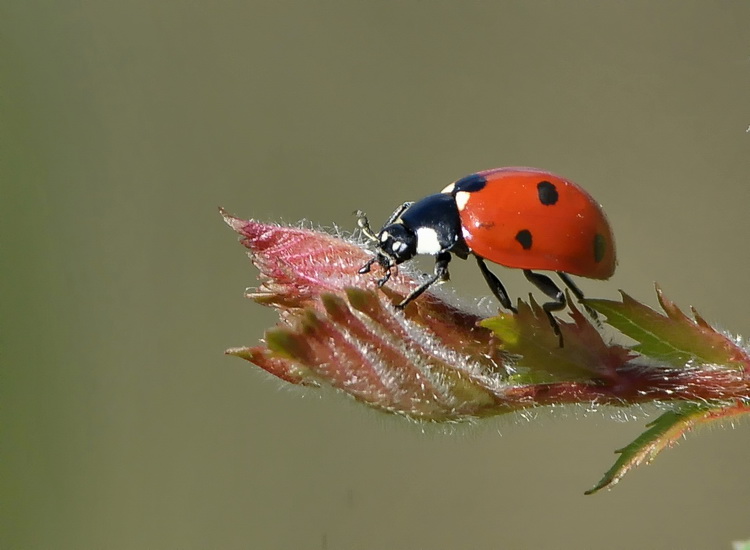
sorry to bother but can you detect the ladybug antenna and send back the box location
[356,210,401,282]
[354,210,378,242]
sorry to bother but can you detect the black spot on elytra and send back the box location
[537,181,558,206]
[453,173,487,193]
[593,233,606,263]
[515,229,533,250]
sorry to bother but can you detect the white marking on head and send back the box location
[380,231,390,242]
[441,182,455,194]
[391,240,408,255]
[415,227,442,255]
[455,191,471,211]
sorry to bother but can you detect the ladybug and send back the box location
[357,167,616,343]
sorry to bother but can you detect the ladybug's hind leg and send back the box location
[557,272,600,322]
[523,270,565,347]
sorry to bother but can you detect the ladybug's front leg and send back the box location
[383,202,414,227]
[395,252,451,310]
[359,254,394,288]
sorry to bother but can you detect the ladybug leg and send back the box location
[376,264,392,287]
[475,257,517,313]
[557,272,599,322]
[358,256,378,274]
[359,254,394,288]
[523,270,565,347]
[395,252,451,309]
[383,202,414,227]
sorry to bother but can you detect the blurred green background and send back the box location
[3,2,750,548]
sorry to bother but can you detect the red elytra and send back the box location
[453,167,616,279]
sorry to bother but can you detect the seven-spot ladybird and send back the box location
[357,167,616,344]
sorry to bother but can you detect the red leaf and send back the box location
[223,212,750,490]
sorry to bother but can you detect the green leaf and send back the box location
[480,295,631,383]
[585,403,711,494]
[586,287,747,368]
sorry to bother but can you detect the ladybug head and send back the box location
[356,195,462,286]
[377,223,417,265]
